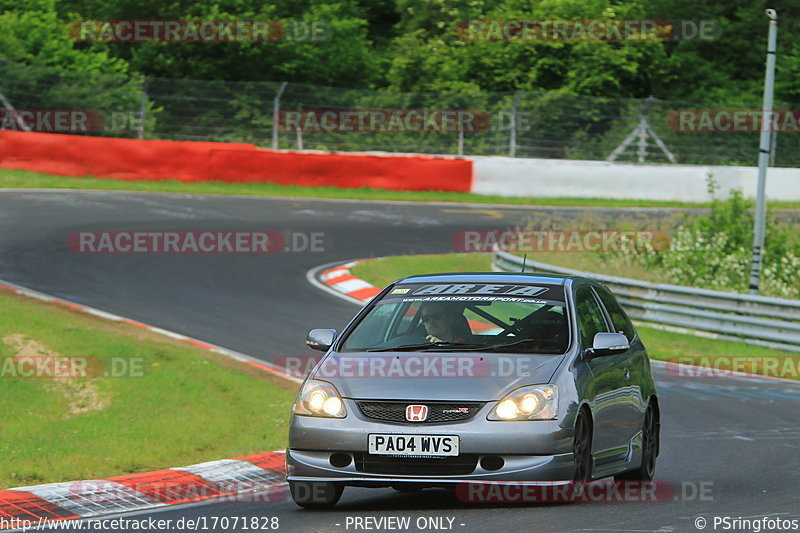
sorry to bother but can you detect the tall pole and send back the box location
[748,9,778,295]
[769,118,778,166]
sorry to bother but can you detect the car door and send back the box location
[574,286,632,465]
[593,285,649,444]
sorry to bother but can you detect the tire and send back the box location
[289,481,344,509]
[617,404,658,481]
[573,410,593,482]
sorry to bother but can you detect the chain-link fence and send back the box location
[1,59,796,167]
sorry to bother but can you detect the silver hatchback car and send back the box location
[287,273,660,507]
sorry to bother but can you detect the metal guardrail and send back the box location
[492,249,800,353]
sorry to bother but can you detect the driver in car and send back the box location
[420,303,473,343]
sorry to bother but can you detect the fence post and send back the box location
[296,126,303,150]
[609,96,675,163]
[457,124,464,156]
[509,90,524,157]
[272,81,288,150]
[636,116,648,163]
[137,76,148,140]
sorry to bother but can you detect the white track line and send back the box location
[0,278,302,383]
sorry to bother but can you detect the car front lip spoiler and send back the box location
[286,476,573,486]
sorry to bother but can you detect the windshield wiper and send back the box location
[473,338,544,352]
[365,342,487,352]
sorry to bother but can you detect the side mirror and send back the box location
[306,329,337,352]
[584,332,629,359]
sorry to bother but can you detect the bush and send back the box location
[638,174,800,298]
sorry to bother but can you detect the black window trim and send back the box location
[590,284,639,344]
[574,285,612,350]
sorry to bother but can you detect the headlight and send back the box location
[488,385,557,421]
[292,379,347,418]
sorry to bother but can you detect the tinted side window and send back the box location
[594,286,637,342]
[575,288,609,348]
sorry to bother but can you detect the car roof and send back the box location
[395,272,585,286]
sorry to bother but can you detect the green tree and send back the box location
[51,0,380,87]
[0,0,130,75]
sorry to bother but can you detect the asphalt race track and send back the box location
[2,190,799,533]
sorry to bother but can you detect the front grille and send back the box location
[357,401,485,423]
[354,453,479,476]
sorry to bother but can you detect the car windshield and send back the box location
[340,282,569,354]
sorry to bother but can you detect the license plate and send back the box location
[368,434,459,457]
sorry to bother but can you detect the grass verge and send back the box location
[508,251,670,283]
[4,167,800,209]
[351,253,799,378]
[0,288,297,489]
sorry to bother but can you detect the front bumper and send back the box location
[287,399,576,485]
[286,450,575,486]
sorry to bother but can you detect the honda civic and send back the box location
[286,272,660,507]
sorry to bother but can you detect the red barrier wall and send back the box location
[0,130,473,192]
